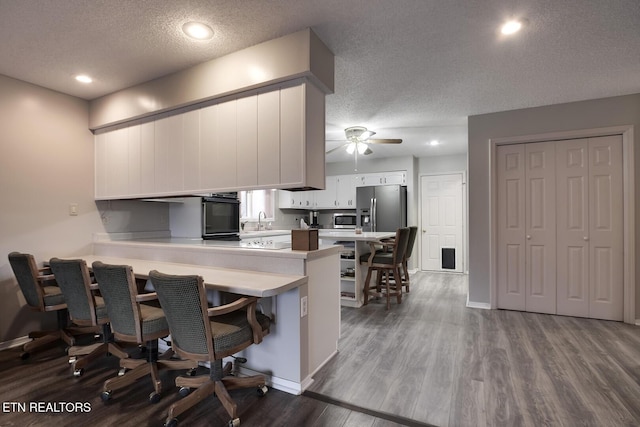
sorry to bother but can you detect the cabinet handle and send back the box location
[583,236,589,241]
[526,235,531,240]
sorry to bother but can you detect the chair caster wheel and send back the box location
[186,367,197,376]
[149,391,161,404]
[101,390,112,402]
[228,418,240,427]
[20,352,30,360]
[178,387,191,397]
[257,385,268,397]
[164,418,178,427]
[118,368,127,377]
[73,368,84,377]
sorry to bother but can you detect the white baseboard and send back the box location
[634,319,640,326]
[238,365,311,395]
[0,336,30,351]
[466,296,491,310]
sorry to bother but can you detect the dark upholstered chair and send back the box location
[49,258,128,376]
[400,226,418,292]
[149,270,271,427]
[91,261,198,404]
[8,252,75,359]
[360,227,411,309]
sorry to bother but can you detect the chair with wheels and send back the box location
[8,252,76,359]
[360,227,411,310]
[149,270,271,427]
[91,261,198,404]
[49,258,129,376]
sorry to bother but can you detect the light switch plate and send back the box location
[300,296,308,318]
[69,203,78,216]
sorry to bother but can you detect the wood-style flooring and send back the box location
[308,271,640,426]
[0,343,404,426]
[4,271,640,426]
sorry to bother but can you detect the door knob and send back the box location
[422,229,426,233]
[583,236,589,241]
[526,235,531,240]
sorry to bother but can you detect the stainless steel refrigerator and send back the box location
[356,185,407,232]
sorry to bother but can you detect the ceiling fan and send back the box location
[326,126,402,156]
[326,126,402,170]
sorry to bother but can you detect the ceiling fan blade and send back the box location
[367,138,402,144]
[326,143,349,154]
[363,147,373,155]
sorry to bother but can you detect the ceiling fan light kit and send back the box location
[326,125,403,170]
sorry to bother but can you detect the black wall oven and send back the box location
[202,194,241,240]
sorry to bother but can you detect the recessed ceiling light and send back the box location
[182,22,214,40]
[501,20,522,35]
[429,140,439,146]
[75,75,93,83]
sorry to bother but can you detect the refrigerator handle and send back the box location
[372,198,377,232]
[370,198,374,231]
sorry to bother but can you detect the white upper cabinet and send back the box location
[314,176,338,209]
[95,81,326,200]
[357,171,406,187]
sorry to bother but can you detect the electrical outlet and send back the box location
[300,296,308,318]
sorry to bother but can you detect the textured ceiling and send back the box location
[1,0,639,162]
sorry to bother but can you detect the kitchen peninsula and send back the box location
[90,235,342,395]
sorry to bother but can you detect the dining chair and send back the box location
[92,261,199,404]
[149,269,271,427]
[49,258,128,376]
[360,227,411,309]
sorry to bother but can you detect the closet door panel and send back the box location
[556,139,589,317]
[497,144,526,310]
[588,135,623,321]
[525,142,556,314]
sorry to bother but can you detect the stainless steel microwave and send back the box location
[333,213,357,229]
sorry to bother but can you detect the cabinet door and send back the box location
[257,90,280,186]
[216,100,237,189]
[200,104,219,190]
[127,125,141,196]
[105,127,129,197]
[237,95,258,188]
[155,114,183,193]
[280,85,304,186]
[360,173,383,186]
[314,176,337,209]
[383,171,406,185]
[182,110,201,192]
[95,133,107,198]
[278,190,295,209]
[336,175,357,207]
[139,122,155,195]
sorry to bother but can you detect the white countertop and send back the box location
[318,230,395,241]
[78,255,307,298]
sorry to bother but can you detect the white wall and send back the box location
[0,74,169,343]
[468,93,640,311]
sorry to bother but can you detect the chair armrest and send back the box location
[37,273,56,282]
[207,297,258,317]
[207,297,264,344]
[89,282,99,291]
[136,292,158,302]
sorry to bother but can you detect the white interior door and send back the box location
[420,174,464,272]
[588,135,623,321]
[556,138,590,317]
[524,142,557,314]
[496,144,526,310]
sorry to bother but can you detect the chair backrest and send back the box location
[392,227,411,265]
[49,258,97,325]
[8,252,45,310]
[149,270,214,362]
[405,226,418,259]
[91,261,141,341]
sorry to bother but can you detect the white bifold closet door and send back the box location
[556,135,623,320]
[497,135,623,321]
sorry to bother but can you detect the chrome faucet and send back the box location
[257,211,267,230]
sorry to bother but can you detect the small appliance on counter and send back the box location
[308,211,319,228]
[332,213,357,229]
